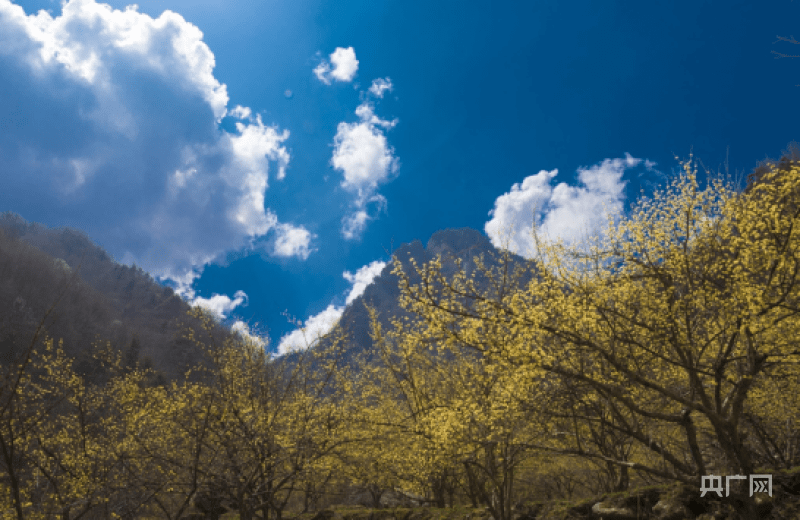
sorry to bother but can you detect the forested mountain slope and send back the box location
[0,209,535,385]
[281,227,538,370]
[0,212,233,385]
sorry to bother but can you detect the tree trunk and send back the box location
[614,464,629,492]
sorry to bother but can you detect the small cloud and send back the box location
[313,46,359,85]
[228,105,252,120]
[284,89,293,99]
[272,223,316,259]
[331,117,396,195]
[313,62,331,84]
[277,304,343,355]
[341,194,386,240]
[276,258,386,355]
[343,260,386,304]
[355,102,398,129]
[161,268,203,301]
[192,290,248,322]
[368,77,393,98]
[331,100,398,240]
[341,210,369,240]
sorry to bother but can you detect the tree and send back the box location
[30,342,131,520]
[0,260,92,520]
[104,367,224,520]
[386,154,800,519]
[361,251,549,520]
[341,344,454,509]
[180,307,356,520]
[122,334,141,374]
[0,336,80,520]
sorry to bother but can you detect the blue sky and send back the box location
[2,0,799,355]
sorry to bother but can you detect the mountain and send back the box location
[284,227,537,369]
[0,212,233,386]
[0,211,536,382]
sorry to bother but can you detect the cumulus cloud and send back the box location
[165,270,252,325]
[273,223,316,259]
[368,77,393,98]
[276,260,386,355]
[331,99,398,239]
[192,290,248,321]
[313,46,358,85]
[0,0,314,298]
[485,153,657,259]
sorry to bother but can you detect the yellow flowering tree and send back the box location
[362,251,549,520]
[384,154,800,519]
[183,307,355,520]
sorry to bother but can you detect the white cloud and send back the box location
[273,223,316,259]
[1,0,228,120]
[333,112,397,196]
[354,102,398,130]
[340,193,387,240]
[276,259,386,355]
[343,260,386,304]
[192,290,248,321]
[163,267,203,301]
[312,62,331,84]
[277,304,343,355]
[331,99,398,239]
[228,105,252,120]
[485,153,657,259]
[313,46,358,85]
[231,320,268,350]
[0,0,314,294]
[368,77,393,98]
[341,209,369,240]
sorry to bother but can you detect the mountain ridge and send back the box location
[287,226,536,368]
[0,211,536,376]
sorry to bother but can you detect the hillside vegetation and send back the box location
[0,213,234,386]
[1,146,800,519]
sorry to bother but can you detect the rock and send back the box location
[590,501,636,519]
[652,497,689,520]
[380,489,426,508]
[346,491,377,507]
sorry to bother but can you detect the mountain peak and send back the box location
[425,228,492,257]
